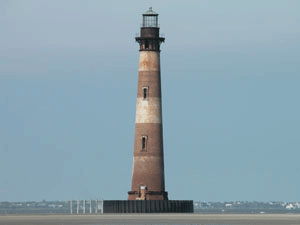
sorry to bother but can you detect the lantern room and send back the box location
[142,7,159,27]
[136,7,164,51]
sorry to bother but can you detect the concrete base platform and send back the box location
[103,200,193,213]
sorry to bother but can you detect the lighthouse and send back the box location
[102,8,193,213]
[128,7,167,201]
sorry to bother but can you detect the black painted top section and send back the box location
[136,8,164,51]
[141,27,159,38]
[136,27,165,51]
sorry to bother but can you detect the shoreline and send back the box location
[1,214,300,225]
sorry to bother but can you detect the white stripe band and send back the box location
[135,97,162,124]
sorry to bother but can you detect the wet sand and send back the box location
[0,214,300,225]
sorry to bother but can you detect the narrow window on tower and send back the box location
[143,87,148,100]
[141,136,147,152]
[145,40,149,49]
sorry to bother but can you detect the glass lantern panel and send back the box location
[143,15,158,27]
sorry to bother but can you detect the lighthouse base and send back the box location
[103,200,193,213]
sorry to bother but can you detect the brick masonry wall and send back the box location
[128,49,168,201]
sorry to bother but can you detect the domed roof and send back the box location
[143,7,158,16]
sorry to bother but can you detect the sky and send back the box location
[0,0,300,202]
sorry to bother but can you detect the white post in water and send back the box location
[90,200,92,215]
[95,200,98,214]
[77,200,79,215]
[83,200,86,214]
[70,200,72,215]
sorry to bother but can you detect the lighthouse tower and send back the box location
[128,7,168,201]
[102,8,193,212]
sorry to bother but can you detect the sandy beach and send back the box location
[1,214,300,225]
